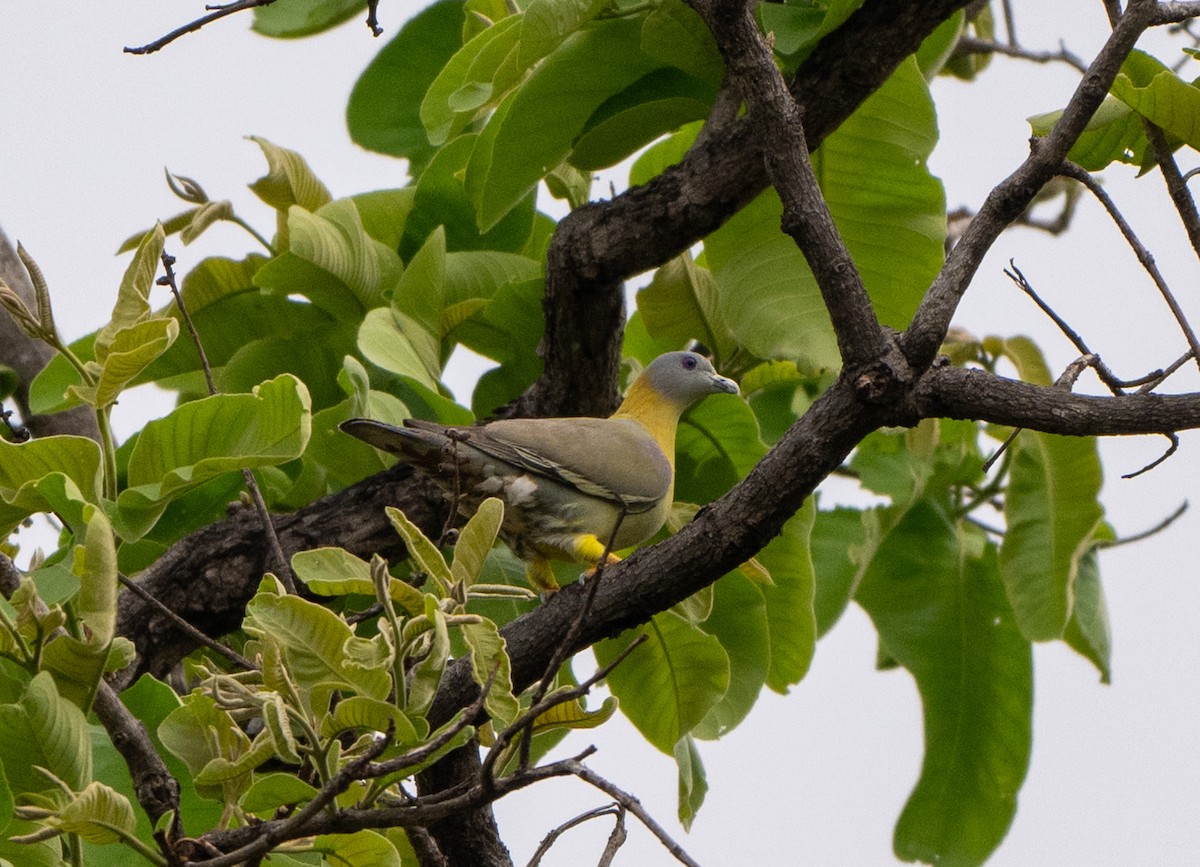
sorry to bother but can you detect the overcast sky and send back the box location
[2,2,1199,865]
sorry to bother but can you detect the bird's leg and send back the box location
[573,535,623,579]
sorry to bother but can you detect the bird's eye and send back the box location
[682,355,698,370]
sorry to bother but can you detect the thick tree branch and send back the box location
[693,0,888,368]
[916,363,1200,433]
[517,0,972,416]
[113,464,446,686]
[903,0,1158,369]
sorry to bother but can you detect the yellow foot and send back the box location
[526,558,560,594]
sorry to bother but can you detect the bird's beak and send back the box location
[712,373,739,395]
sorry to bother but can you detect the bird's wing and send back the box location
[462,417,672,511]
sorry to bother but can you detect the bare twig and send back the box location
[125,0,278,55]
[191,726,396,867]
[1058,162,1200,374]
[953,35,1088,72]
[1097,499,1188,545]
[526,804,623,867]
[117,573,256,672]
[1120,431,1180,479]
[158,250,297,593]
[1144,121,1200,261]
[569,762,702,867]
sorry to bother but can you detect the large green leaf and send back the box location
[421,13,524,146]
[247,137,333,249]
[1062,550,1112,683]
[72,503,118,646]
[1111,50,1200,148]
[401,134,537,257]
[0,671,92,796]
[159,692,253,803]
[758,501,818,692]
[707,57,944,368]
[595,610,729,755]
[460,618,519,728]
[636,252,735,365]
[95,224,165,358]
[692,574,769,739]
[856,503,1032,867]
[348,0,466,171]
[115,374,311,540]
[675,393,765,505]
[245,591,392,710]
[464,16,664,231]
[0,435,102,535]
[70,316,178,409]
[999,429,1104,641]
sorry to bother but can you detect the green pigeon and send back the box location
[340,351,739,591]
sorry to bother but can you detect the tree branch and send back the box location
[903,0,1158,369]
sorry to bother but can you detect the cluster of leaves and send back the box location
[2,0,1190,863]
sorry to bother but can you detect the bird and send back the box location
[340,351,739,592]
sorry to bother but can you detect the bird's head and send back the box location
[615,351,739,422]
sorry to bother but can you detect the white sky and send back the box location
[2,2,1199,865]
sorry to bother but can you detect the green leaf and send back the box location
[245,593,392,710]
[401,135,537,257]
[707,58,943,368]
[461,617,519,727]
[0,671,92,795]
[675,393,765,505]
[56,781,137,844]
[113,675,224,832]
[1111,49,1200,149]
[284,198,404,312]
[240,772,319,816]
[421,14,524,146]
[692,574,769,739]
[41,634,109,711]
[291,548,427,616]
[464,17,663,231]
[810,506,867,636]
[640,0,722,81]
[70,317,178,409]
[451,497,503,588]
[348,0,467,171]
[856,503,1032,867]
[0,435,102,536]
[674,735,708,831]
[758,501,818,692]
[72,504,117,646]
[115,375,311,540]
[567,68,716,171]
[406,601,451,717]
[320,696,423,744]
[999,429,1104,641]
[595,610,730,754]
[386,506,454,594]
[358,308,440,391]
[1062,550,1111,683]
[248,137,332,248]
[95,224,165,358]
[637,252,734,365]
[312,830,401,867]
[394,226,447,336]
[158,691,251,781]
[253,0,365,37]
[1029,101,1150,173]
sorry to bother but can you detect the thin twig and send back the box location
[1120,431,1179,479]
[1096,499,1188,546]
[526,804,622,867]
[1059,162,1200,375]
[953,35,1088,72]
[519,508,627,769]
[118,574,256,671]
[569,762,702,867]
[125,0,278,55]
[191,726,396,867]
[1146,121,1200,261]
[158,251,297,593]
[481,632,648,785]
